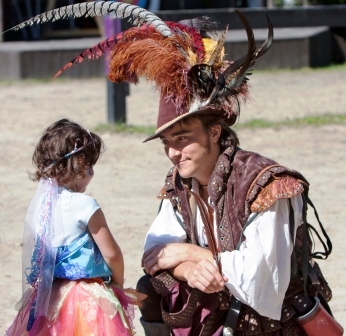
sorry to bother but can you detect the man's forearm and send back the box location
[167,245,214,281]
[142,243,214,276]
[168,260,196,281]
[176,243,214,264]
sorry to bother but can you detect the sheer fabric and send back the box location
[7,278,134,336]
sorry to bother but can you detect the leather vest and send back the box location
[158,146,332,335]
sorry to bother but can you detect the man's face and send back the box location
[159,118,221,184]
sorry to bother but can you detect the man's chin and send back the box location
[176,168,192,179]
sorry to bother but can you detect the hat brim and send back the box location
[143,106,237,143]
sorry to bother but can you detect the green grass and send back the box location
[314,62,346,71]
[94,113,346,135]
[0,62,345,85]
[0,77,101,86]
[95,123,156,135]
[310,62,346,71]
[236,113,346,129]
[244,62,346,75]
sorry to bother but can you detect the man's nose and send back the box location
[168,146,181,159]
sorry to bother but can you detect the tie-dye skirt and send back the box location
[6,278,135,336]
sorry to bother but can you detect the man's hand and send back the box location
[142,243,213,276]
[183,259,228,293]
[141,244,228,293]
[142,243,187,276]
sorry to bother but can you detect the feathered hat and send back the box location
[6,1,273,141]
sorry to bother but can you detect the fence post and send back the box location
[0,0,3,41]
[104,17,129,124]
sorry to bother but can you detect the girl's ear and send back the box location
[210,124,222,143]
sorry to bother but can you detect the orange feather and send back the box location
[107,32,196,111]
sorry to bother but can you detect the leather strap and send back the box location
[305,195,332,260]
[184,186,221,271]
[223,298,241,336]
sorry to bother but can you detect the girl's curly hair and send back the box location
[31,119,104,185]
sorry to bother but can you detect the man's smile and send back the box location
[174,159,188,166]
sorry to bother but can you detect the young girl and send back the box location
[6,119,135,335]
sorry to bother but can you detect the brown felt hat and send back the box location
[143,96,238,142]
[139,10,273,143]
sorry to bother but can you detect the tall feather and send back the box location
[53,24,160,79]
[224,11,273,89]
[52,20,206,79]
[222,10,256,91]
[207,25,228,66]
[107,32,194,112]
[3,1,172,37]
[253,14,274,59]
[53,35,117,79]
[199,9,273,115]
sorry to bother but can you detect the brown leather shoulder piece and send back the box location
[157,166,176,199]
[157,186,169,199]
[251,176,305,212]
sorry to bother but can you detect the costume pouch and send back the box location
[150,271,230,336]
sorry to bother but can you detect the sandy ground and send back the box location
[1,67,346,334]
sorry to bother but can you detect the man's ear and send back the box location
[210,124,222,143]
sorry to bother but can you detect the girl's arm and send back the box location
[88,209,124,288]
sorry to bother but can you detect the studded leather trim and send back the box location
[250,176,305,213]
[150,271,178,295]
[150,272,205,327]
[157,186,169,199]
[161,288,204,327]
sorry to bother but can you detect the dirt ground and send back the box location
[1,67,345,334]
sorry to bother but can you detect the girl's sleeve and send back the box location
[71,194,100,226]
[220,194,303,320]
[143,199,187,252]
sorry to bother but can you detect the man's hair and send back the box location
[181,115,239,152]
[31,118,104,184]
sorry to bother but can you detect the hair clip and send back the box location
[45,130,94,171]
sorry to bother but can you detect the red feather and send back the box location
[53,21,207,79]
[53,25,161,79]
[52,35,118,79]
[166,21,205,62]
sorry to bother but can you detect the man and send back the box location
[127,9,334,336]
[137,105,333,335]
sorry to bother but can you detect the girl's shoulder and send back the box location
[70,192,100,208]
[68,193,101,226]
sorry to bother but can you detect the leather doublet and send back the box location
[160,147,308,251]
[157,147,331,335]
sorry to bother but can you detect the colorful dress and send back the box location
[6,179,134,336]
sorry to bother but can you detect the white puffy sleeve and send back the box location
[144,199,187,251]
[220,195,303,320]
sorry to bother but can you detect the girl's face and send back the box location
[71,166,94,192]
